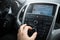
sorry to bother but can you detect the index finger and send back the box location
[19,24,27,32]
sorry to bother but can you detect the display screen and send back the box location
[32,5,53,16]
[28,4,53,16]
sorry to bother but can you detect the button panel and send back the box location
[24,14,53,40]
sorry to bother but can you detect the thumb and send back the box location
[31,32,37,40]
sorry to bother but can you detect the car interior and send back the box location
[0,0,60,40]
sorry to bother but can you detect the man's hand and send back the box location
[17,24,37,40]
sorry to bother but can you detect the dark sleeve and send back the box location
[11,1,22,16]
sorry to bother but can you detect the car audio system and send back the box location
[17,2,60,40]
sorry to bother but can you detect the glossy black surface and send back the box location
[24,14,53,40]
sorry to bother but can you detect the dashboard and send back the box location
[21,3,57,40]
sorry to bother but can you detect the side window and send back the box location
[19,5,27,22]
